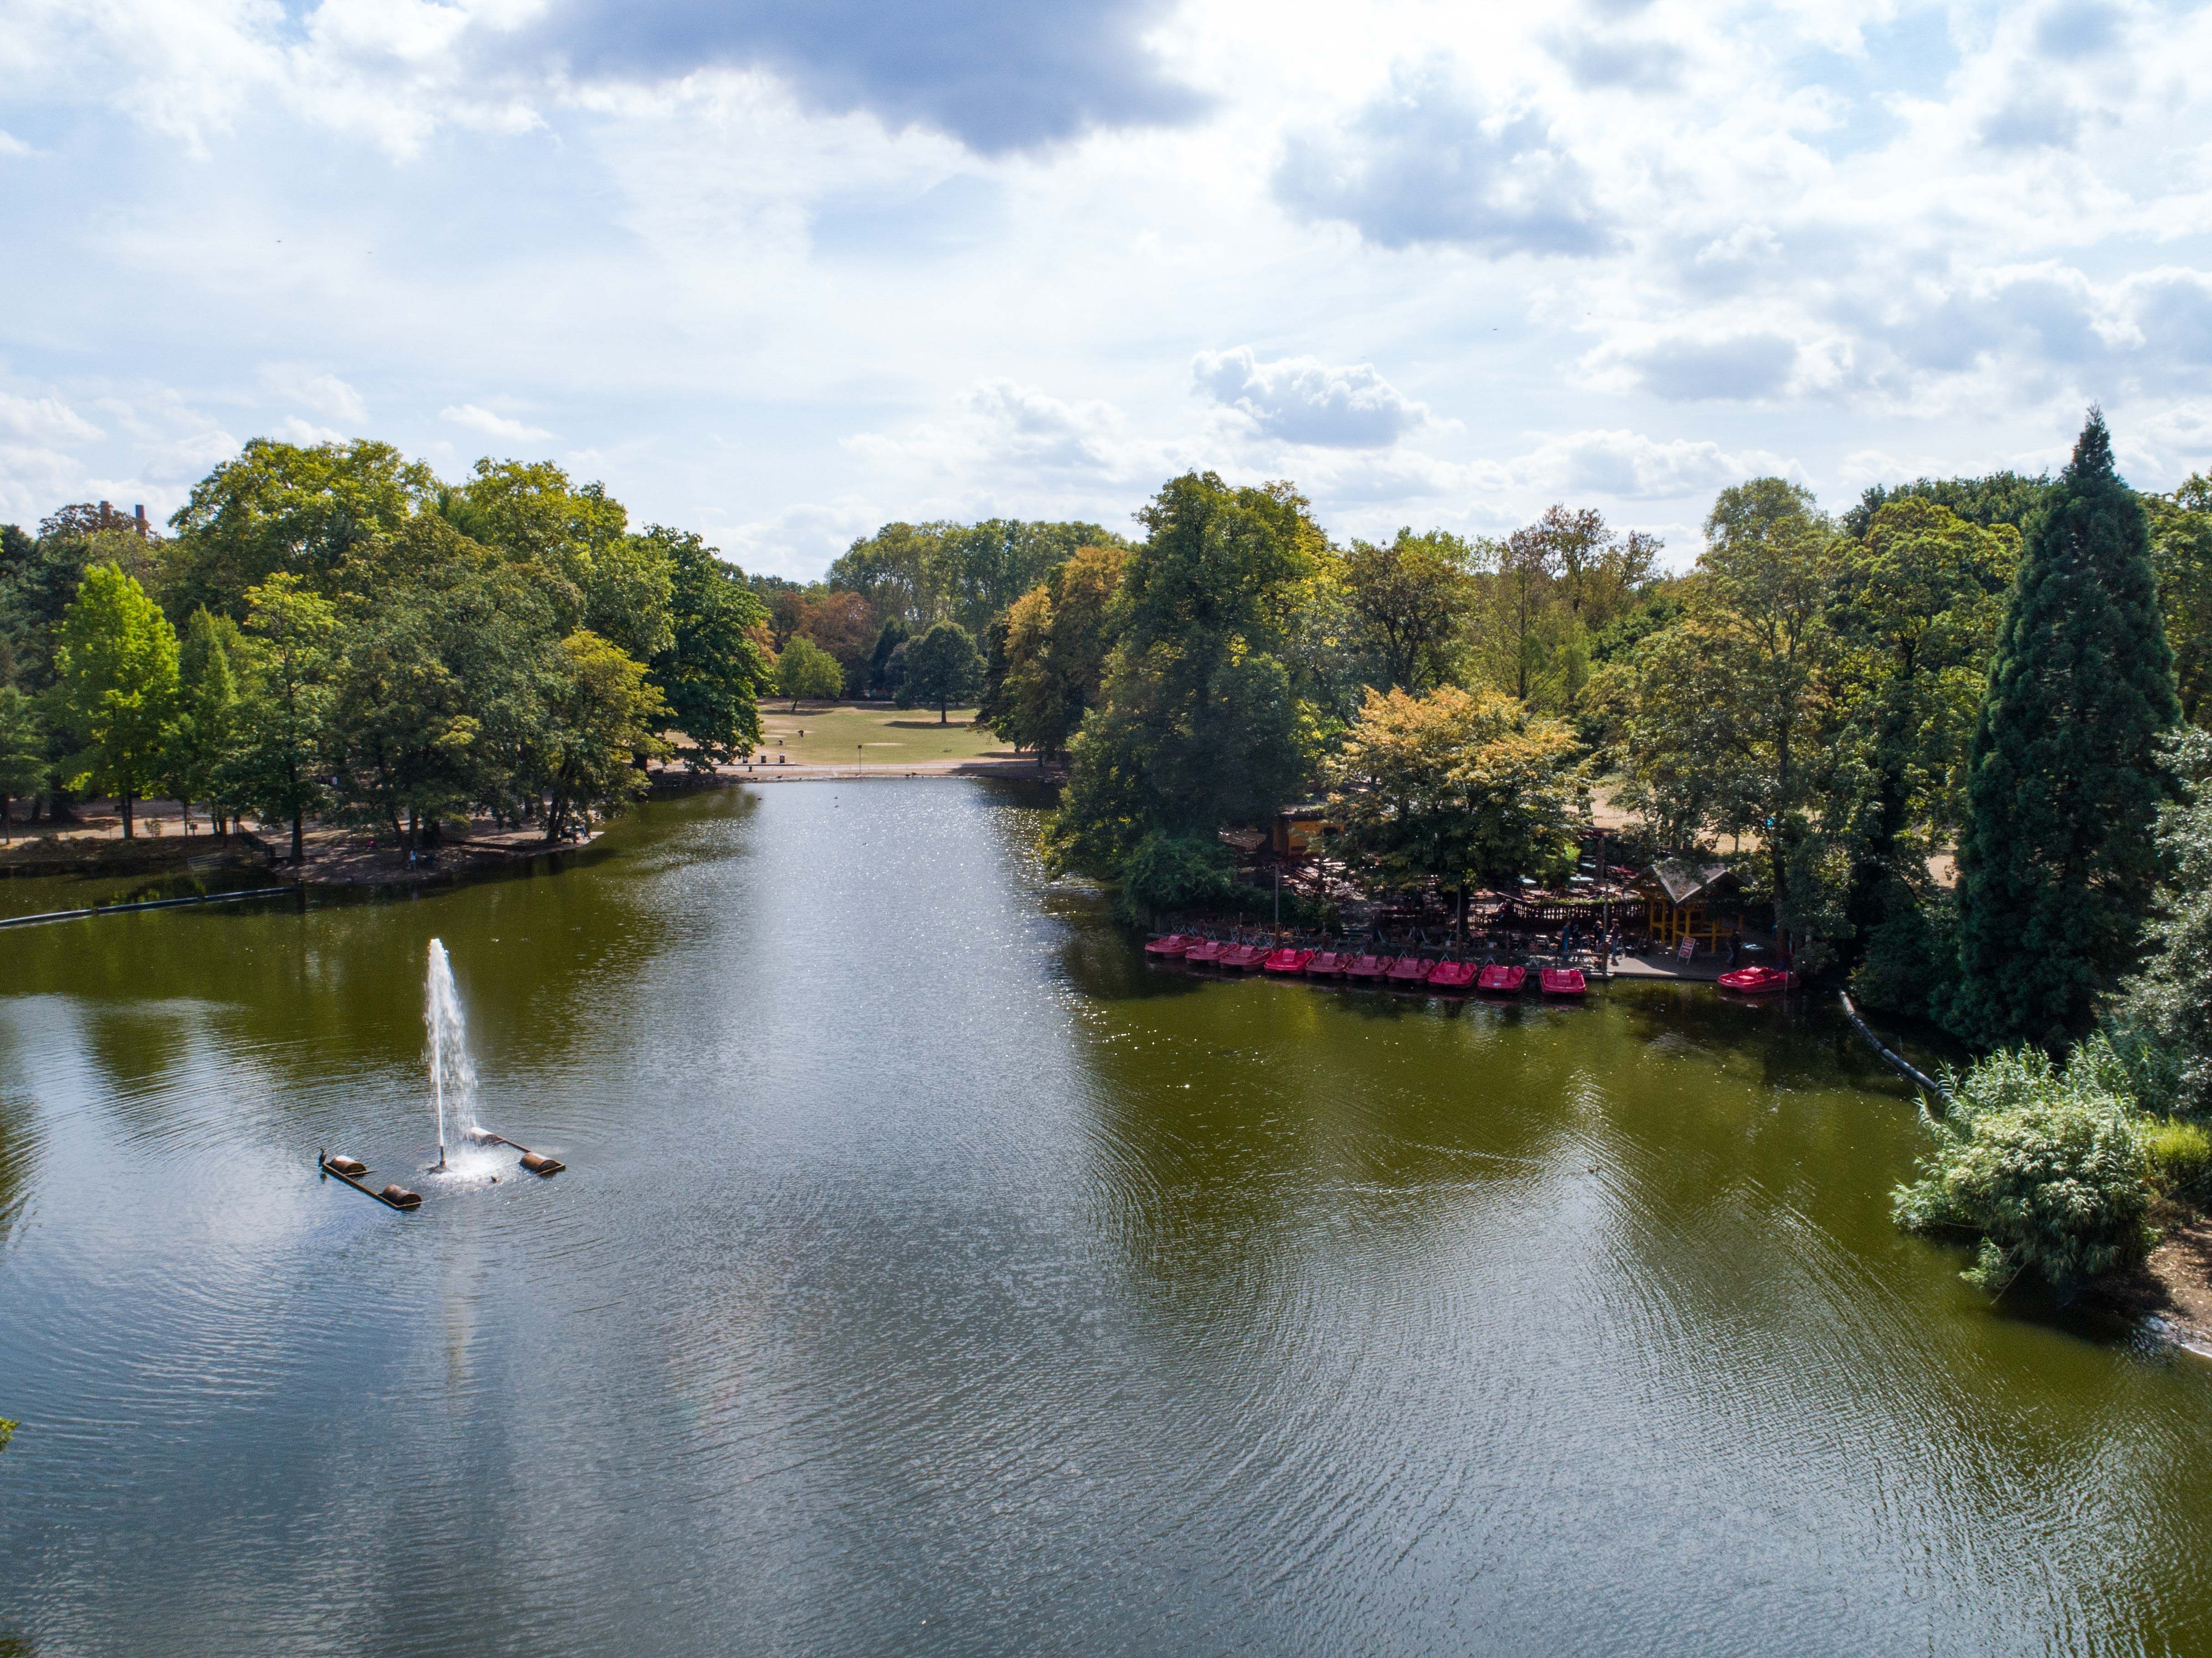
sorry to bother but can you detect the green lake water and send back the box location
[2,781,2208,1654]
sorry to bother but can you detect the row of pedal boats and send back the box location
[1145,934,1588,996]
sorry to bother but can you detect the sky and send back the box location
[2,0,2210,578]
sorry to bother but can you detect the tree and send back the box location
[1603,481,1844,953]
[868,617,910,694]
[1324,684,1586,928]
[1052,473,1324,876]
[231,574,337,862]
[829,522,939,628]
[773,635,844,709]
[927,519,1122,634]
[537,631,670,842]
[645,528,769,771]
[799,590,878,692]
[1486,522,1557,701]
[985,544,1128,757]
[1954,412,2179,1049]
[327,578,484,847]
[1843,471,2054,539]
[1694,480,1843,951]
[1831,501,2018,1010]
[166,439,434,615]
[1341,529,1478,691]
[53,564,180,839]
[2110,729,2212,1117]
[0,685,45,839]
[901,620,984,723]
[830,518,1126,634]
[445,459,672,662]
[2146,474,2212,725]
[171,608,243,833]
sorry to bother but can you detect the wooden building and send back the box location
[1636,860,1739,950]
[1271,803,1334,859]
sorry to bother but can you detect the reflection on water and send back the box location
[2,780,2209,1656]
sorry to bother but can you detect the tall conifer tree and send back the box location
[1953,412,2178,1047]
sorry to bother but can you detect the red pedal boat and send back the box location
[1304,951,1349,976]
[1343,953,1388,982]
[1540,967,1587,997]
[1219,943,1267,971]
[1263,947,1315,974]
[1183,939,1226,965]
[1145,933,1196,957]
[1387,955,1433,984]
[1427,961,1476,991]
[1717,965,1796,994]
[1477,965,1526,993]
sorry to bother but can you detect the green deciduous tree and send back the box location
[171,607,243,833]
[645,527,769,771]
[1341,528,1478,692]
[167,439,434,616]
[868,617,910,695]
[1323,684,1585,925]
[985,545,1127,757]
[1954,412,2179,1049]
[328,577,485,846]
[2147,474,2212,725]
[1053,473,1325,877]
[443,459,674,663]
[53,564,180,838]
[1601,481,1846,956]
[0,684,46,838]
[1843,471,2054,539]
[538,630,670,841]
[830,518,1126,634]
[1832,501,2018,1013]
[774,635,844,709]
[900,620,983,724]
[231,574,337,862]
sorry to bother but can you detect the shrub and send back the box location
[1892,1035,2153,1297]
[1116,831,1234,920]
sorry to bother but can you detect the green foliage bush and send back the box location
[1116,830,1234,919]
[2144,1117,2212,1209]
[1892,1035,2152,1297]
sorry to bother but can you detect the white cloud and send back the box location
[5,0,2212,544]
[1192,348,1432,448]
[440,403,555,442]
[259,364,368,423]
[1274,57,1614,256]
[718,499,883,581]
[276,416,348,445]
[0,391,103,444]
[846,379,1184,488]
[1509,429,1800,499]
[0,130,34,157]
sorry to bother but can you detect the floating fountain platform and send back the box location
[474,1130,564,1176]
[319,1151,423,1210]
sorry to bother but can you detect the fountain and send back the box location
[423,938,565,1178]
[425,939,481,1171]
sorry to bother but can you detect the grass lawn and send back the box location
[751,704,1013,767]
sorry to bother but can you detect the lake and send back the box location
[3,781,2209,1655]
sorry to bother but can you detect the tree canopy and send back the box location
[1954,412,2178,1048]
